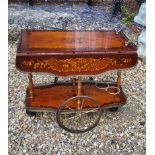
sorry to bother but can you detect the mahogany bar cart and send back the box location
[16,30,137,133]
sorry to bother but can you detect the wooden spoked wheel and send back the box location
[56,96,101,133]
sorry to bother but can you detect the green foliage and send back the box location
[121,5,138,23]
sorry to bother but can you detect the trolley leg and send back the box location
[77,77,82,109]
[109,71,121,112]
[89,77,94,81]
[77,76,82,97]
[28,73,34,99]
[54,77,58,84]
[72,78,76,86]
[27,73,36,116]
[117,71,121,89]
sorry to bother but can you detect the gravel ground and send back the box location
[8,3,145,155]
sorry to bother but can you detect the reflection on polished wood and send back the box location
[18,30,136,52]
[16,30,137,75]
[26,83,126,110]
[27,31,125,50]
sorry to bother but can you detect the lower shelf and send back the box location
[26,82,126,112]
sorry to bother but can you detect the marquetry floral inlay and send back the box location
[21,57,132,73]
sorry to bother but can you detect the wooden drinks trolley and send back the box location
[16,30,137,133]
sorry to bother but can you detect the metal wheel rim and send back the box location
[56,96,102,133]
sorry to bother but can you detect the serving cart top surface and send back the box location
[18,30,136,54]
[16,30,137,76]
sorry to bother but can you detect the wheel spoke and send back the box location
[56,96,101,133]
[76,112,79,131]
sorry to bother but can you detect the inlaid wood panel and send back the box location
[16,55,137,76]
[16,30,137,75]
[26,83,126,110]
